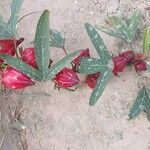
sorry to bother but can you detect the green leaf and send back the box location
[77,58,109,74]
[34,10,50,80]
[146,62,150,73]
[50,29,65,48]
[8,0,23,36]
[108,16,129,40]
[144,88,150,121]
[143,27,150,53]
[85,23,111,63]
[128,10,142,42]
[129,88,146,119]
[89,69,112,106]
[95,25,124,39]
[46,51,79,79]
[0,54,42,81]
[0,16,13,38]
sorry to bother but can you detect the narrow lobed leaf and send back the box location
[128,10,142,42]
[145,88,150,121]
[34,10,50,80]
[8,0,23,36]
[146,61,150,73]
[108,16,128,40]
[129,87,146,119]
[77,58,108,74]
[50,29,65,48]
[85,23,111,64]
[89,69,112,106]
[143,27,150,53]
[0,15,13,38]
[95,25,124,39]
[0,54,42,81]
[46,51,80,79]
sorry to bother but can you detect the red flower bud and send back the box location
[112,51,134,76]
[121,50,134,63]
[2,67,34,89]
[0,38,24,63]
[85,72,100,89]
[112,56,127,76]
[72,48,90,70]
[134,60,147,72]
[54,68,80,88]
[21,47,38,68]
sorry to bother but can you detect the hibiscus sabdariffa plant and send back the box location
[76,11,150,121]
[0,3,80,89]
[0,0,150,122]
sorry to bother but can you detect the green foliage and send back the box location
[129,87,146,119]
[0,16,12,38]
[85,23,112,64]
[89,69,112,106]
[0,0,23,38]
[0,54,42,81]
[0,10,79,82]
[96,10,142,43]
[146,61,150,73]
[128,10,142,41]
[8,0,23,36]
[46,51,79,79]
[129,87,150,121]
[143,27,150,53]
[76,58,109,74]
[77,23,113,106]
[50,29,65,48]
[34,10,50,80]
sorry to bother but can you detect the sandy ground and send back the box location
[0,0,150,150]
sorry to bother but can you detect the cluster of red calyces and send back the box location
[0,38,147,91]
[0,38,35,89]
[55,49,147,90]
[112,50,147,76]
[53,48,100,89]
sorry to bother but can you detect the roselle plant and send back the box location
[76,12,150,122]
[95,10,142,43]
[0,0,79,88]
[0,0,150,122]
[0,10,79,84]
[129,26,150,121]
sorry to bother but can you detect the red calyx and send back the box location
[2,67,34,89]
[72,48,90,70]
[21,47,38,68]
[54,68,80,88]
[134,60,147,72]
[85,72,100,89]
[0,38,24,63]
[113,50,134,76]
[121,51,134,63]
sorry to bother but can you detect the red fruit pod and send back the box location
[134,60,147,72]
[112,50,135,76]
[54,68,80,88]
[21,47,38,68]
[85,72,100,89]
[121,50,134,63]
[112,56,127,76]
[0,38,24,63]
[2,67,34,89]
[72,48,90,70]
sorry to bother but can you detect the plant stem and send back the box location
[63,46,68,55]
[18,11,42,22]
